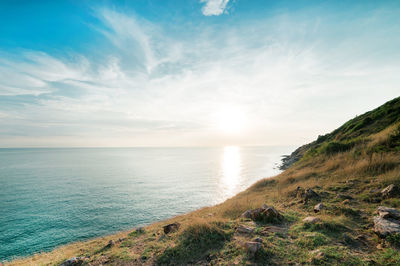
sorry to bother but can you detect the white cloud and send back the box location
[0,7,400,147]
[200,0,229,16]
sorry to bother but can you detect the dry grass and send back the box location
[7,120,400,265]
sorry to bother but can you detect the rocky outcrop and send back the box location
[245,241,262,256]
[135,227,145,233]
[59,257,88,266]
[373,217,400,237]
[314,203,324,213]
[377,206,400,220]
[236,225,254,234]
[373,206,400,237]
[279,143,312,170]
[163,222,180,234]
[106,240,115,248]
[381,184,400,199]
[241,205,284,223]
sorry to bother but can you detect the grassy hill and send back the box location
[10,96,400,265]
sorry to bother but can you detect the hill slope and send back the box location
[10,96,400,265]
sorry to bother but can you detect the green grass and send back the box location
[9,95,400,266]
[156,221,232,264]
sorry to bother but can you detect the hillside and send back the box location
[9,96,400,265]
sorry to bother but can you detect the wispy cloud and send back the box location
[200,0,229,16]
[0,5,399,147]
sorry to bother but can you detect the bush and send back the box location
[387,233,400,247]
[321,141,355,155]
[157,222,232,264]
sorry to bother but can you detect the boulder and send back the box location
[262,206,284,223]
[260,225,285,235]
[241,205,284,223]
[373,216,400,237]
[381,184,400,199]
[245,241,262,255]
[241,208,265,220]
[314,203,324,213]
[236,225,254,234]
[59,257,87,266]
[163,222,180,234]
[377,206,400,220]
[296,187,319,203]
[106,240,115,248]
[304,188,319,202]
[135,227,145,233]
[303,216,321,224]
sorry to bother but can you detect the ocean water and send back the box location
[0,146,293,261]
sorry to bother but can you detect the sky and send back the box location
[0,0,399,148]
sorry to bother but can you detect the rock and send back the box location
[245,241,262,255]
[106,240,115,248]
[296,187,319,203]
[304,188,319,201]
[260,225,285,235]
[59,257,87,266]
[163,222,180,234]
[381,184,400,199]
[236,225,254,234]
[241,208,264,220]
[373,216,400,237]
[241,205,283,223]
[253,237,263,243]
[241,209,253,219]
[262,206,284,223]
[377,206,400,220]
[303,216,321,224]
[135,227,145,233]
[314,203,324,213]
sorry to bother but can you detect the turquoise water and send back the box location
[0,146,293,261]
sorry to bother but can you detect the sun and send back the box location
[216,106,246,135]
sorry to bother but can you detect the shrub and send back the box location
[321,141,355,155]
[157,221,232,264]
[387,233,400,247]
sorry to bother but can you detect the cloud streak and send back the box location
[0,5,399,147]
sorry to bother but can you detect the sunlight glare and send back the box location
[219,146,242,200]
[216,106,245,135]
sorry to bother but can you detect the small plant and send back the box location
[387,233,400,247]
[295,232,329,248]
[157,221,232,264]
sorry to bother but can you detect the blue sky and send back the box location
[0,0,399,147]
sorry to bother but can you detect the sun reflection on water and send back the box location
[219,146,242,200]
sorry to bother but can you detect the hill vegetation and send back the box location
[9,96,400,265]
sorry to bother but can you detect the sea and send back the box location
[0,146,294,261]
